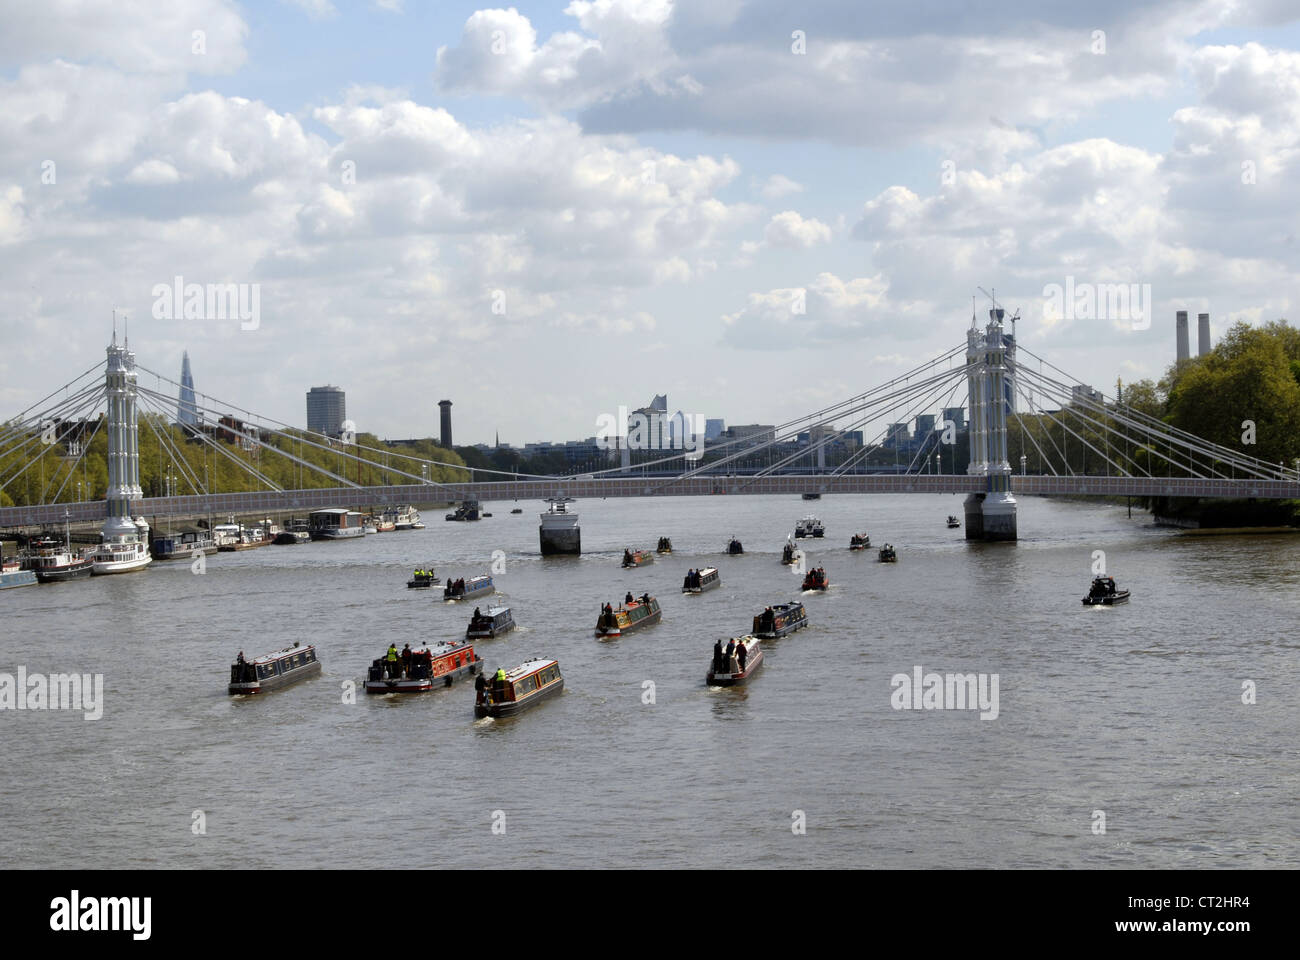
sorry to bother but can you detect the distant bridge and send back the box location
[4,475,1298,529]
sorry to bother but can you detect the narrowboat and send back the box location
[801,567,829,591]
[1,556,37,590]
[849,533,871,551]
[444,574,495,602]
[151,529,217,561]
[656,536,673,554]
[310,508,366,540]
[228,642,321,694]
[364,640,481,693]
[1082,576,1130,606]
[682,566,720,594]
[466,606,516,639]
[622,548,655,568]
[795,515,825,538]
[29,533,93,582]
[595,595,662,638]
[407,566,439,588]
[780,540,799,565]
[727,537,744,555]
[445,500,481,522]
[878,544,897,562]
[707,636,763,686]
[752,602,808,638]
[947,515,961,529]
[475,658,564,718]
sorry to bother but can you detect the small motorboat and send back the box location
[707,636,763,686]
[407,566,439,588]
[1082,576,1130,605]
[800,567,829,591]
[656,536,673,554]
[622,548,655,568]
[848,533,871,551]
[947,515,961,529]
[510,508,523,514]
[727,537,744,555]
[780,540,799,565]
[878,544,897,563]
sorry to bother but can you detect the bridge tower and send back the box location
[102,336,146,542]
[963,309,1017,540]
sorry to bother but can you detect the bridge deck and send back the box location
[3,474,1298,528]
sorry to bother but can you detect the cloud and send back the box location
[757,174,804,199]
[763,210,831,248]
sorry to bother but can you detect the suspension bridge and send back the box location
[3,306,1296,540]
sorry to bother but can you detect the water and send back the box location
[2,495,1297,868]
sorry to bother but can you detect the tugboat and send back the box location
[445,499,481,522]
[466,606,516,639]
[444,574,495,602]
[848,533,871,551]
[622,548,655,568]
[752,602,809,638]
[727,537,744,555]
[682,566,720,594]
[794,515,825,538]
[878,544,898,562]
[364,640,481,693]
[407,566,439,588]
[0,555,37,591]
[656,536,673,554]
[475,658,564,718]
[30,521,94,582]
[800,566,829,591]
[947,515,961,529]
[1082,576,1130,606]
[595,594,662,638]
[228,642,321,695]
[707,636,763,686]
[780,539,799,565]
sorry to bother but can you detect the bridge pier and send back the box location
[964,492,1017,541]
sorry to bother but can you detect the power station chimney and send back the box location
[1176,310,1190,364]
[438,400,453,448]
[1198,313,1210,356]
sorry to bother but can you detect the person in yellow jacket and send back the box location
[386,643,399,678]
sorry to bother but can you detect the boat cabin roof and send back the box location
[503,658,556,680]
[310,508,349,516]
[698,566,718,576]
[474,606,510,618]
[244,643,314,665]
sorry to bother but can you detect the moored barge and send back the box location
[365,640,481,693]
[475,658,564,718]
[310,508,366,540]
[707,636,763,686]
[444,574,495,601]
[229,642,321,694]
[595,595,662,638]
[1,557,37,590]
[467,606,516,639]
[682,566,720,594]
[752,602,808,638]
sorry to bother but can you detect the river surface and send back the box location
[2,494,1297,869]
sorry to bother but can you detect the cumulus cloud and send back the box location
[763,210,831,248]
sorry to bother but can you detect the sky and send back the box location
[2,0,1299,446]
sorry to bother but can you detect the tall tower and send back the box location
[177,351,199,430]
[1176,311,1190,364]
[438,400,453,448]
[307,385,346,437]
[1198,313,1211,356]
[963,307,1017,540]
[103,337,144,541]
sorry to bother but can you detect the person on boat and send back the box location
[625,591,634,605]
[713,640,723,672]
[736,640,748,673]
[401,644,412,676]
[473,606,481,620]
[724,638,736,669]
[475,671,488,704]
[236,651,246,665]
[641,593,650,606]
[386,643,399,678]
[603,602,613,615]
[624,549,633,564]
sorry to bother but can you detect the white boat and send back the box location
[540,497,580,555]
[387,505,420,530]
[794,515,825,538]
[91,517,153,575]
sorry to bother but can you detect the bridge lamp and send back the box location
[1020,454,1027,476]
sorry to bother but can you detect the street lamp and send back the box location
[1020,454,1027,476]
